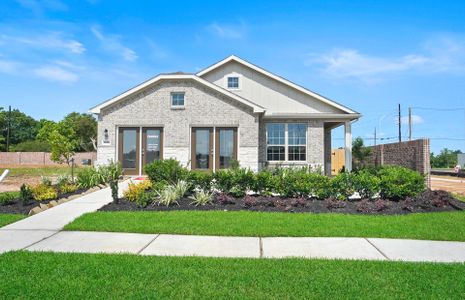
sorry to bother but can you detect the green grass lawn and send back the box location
[0,251,464,299]
[0,166,88,177]
[65,210,465,241]
[0,213,25,227]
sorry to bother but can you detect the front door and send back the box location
[215,127,237,169]
[142,128,163,172]
[191,127,213,171]
[118,127,140,175]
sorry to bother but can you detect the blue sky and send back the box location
[1,0,465,153]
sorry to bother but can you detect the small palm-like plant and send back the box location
[173,180,190,198]
[99,161,122,203]
[156,185,180,207]
[190,190,213,206]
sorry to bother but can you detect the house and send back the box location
[90,55,361,175]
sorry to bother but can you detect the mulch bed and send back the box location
[99,189,465,215]
[0,188,87,215]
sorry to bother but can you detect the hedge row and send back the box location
[144,159,426,200]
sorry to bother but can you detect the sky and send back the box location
[1,0,465,153]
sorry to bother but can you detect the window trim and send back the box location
[170,92,185,109]
[266,122,307,162]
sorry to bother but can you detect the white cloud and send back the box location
[91,26,137,61]
[1,33,85,54]
[207,21,246,39]
[0,59,21,74]
[34,65,79,82]
[306,37,465,82]
[401,114,424,125]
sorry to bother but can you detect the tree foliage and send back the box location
[352,137,371,170]
[430,148,462,168]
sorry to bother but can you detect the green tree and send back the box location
[352,137,372,170]
[0,107,38,149]
[38,122,77,165]
[430,148,462,168]
[62,112,97,152]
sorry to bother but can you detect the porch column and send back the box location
[344,121,352,172]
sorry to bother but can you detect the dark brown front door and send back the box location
[118,127,140,175]
[191,127,213,171]
[215,127,237,169]
[142,127,163,173]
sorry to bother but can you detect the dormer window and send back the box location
[227,76,240,89]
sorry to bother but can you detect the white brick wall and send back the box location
[238,147,259,172]
[164,147,190,167]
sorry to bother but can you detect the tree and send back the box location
[38,122,77,165]
[0,107,38,148]
[352,137,371,170]
[430,148,462,168]
[62,112,97,152]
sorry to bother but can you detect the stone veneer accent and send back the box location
[97,79,260,171]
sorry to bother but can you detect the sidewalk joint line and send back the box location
[365,238,390,260]
[21,230,61,251]
[137,234,160,254]
[259,237,263,258]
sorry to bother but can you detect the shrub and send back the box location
[123,180,152,202]
[99,161,122,203]
[31,183,58,201]
[145,159,189,185]
[378,166,425,200]
[173,180,190,198]
[59,184,78,194]
[190,190,213,206]
[77,167,104,189]
[307,173,331,200]
[136,191,156,208]
[215,193,235,205]
[330,173,355,200]
[20,184,33,205]
[156,185,180,207]
[214,168,254,197]
[189,171,213,191]
[56,175,72,187]
[352,170,380,199]
[0,191,19,205]
[253,169,277,195]
[40,176,52,186]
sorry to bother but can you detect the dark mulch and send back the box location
[99,189,465,215]
[0,189,87,215]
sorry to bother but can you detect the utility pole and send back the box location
[6,105,11,152]
[408,107,412,141]
[374,127,377,146]
[398,103,401,143]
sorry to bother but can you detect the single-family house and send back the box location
[90,55,361,175]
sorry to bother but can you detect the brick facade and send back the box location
[366,139,431,175]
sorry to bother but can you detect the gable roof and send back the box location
[89,73,266,114]
[196,55,359,115]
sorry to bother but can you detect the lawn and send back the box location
[65,210,465,241]
[0,213,25,227]
[0,166,87,177]
[0,251,464,299]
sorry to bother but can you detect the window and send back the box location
[227,76,239,89]
[266,123,307,161]
[171,92,185,108]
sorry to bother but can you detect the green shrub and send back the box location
[77,167,104,189]
[56,175,72,187]
[352,170,380,199]
[214,168,254,197]
[307,173,331,200]
[173,180,190,198]
[31,184,58,201]
[189,171,213,191]
[20,184,33,205]
[99,161,122,203]
[136,191,156,208]
[40,176,52,186]
[145,159,189,185]
[378,166,425,200]
[330,173,355,200]
[190,190,213,206]
[0,191,19,205]
[253,169,277,196]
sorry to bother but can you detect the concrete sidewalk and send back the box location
[1,180,465,263]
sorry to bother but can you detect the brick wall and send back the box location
[366,139,430,175]
[0,152,96,166]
